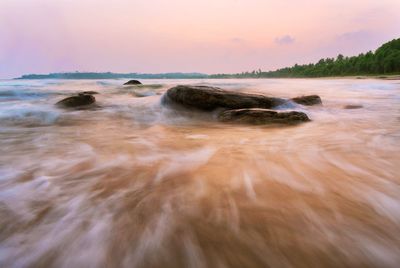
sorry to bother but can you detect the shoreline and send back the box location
[10,75,400,81]
[5,73,400,81]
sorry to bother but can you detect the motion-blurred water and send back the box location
[0,78,399,267]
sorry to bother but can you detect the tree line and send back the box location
[210,38,400,78]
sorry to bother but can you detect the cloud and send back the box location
[336,30,374,43]
[275,35,295,45]
[230,37,245,44]
[332,29,391,53]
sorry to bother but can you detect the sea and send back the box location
[0,78,399,267]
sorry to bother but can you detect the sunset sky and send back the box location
[1,0,400,78]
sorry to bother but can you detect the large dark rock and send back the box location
[123,80,142,85]
[162,85,285,111]
[56,94,96,108]
[292,95,322,106]
[218,108,310,125]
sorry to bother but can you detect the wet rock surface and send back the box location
[123,80,142,85]
[344,104,363,109]
[292,95,322,106]
[81,91,99,95]
[163,85,286,111]
[56,94,96,108]
[218,108,310,125]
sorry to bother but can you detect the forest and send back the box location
[210,38,400,78]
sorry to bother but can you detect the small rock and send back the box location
[81,91,99,95]
[344,105,363,109]
[56,94,95,108]
[292,95,322,106]
[218,108,310,125]
[162,85,285,111]
[123,80,142,85]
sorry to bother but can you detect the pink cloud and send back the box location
[275,35,295,45]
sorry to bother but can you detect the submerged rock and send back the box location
[81,91,99,95]
[127,85,164,97]
[218,108,310,125]
[131,91,157,97]
[292,95,322,106]
[163,85,285,111]
[123,80,142,85]
[344,104,363,109]
[56,94,96,108]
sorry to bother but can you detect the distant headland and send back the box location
[16,72,208,80]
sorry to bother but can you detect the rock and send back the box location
[56,94,96,108]
[218,108,310,125]
[123,80,142,85]
[344,105,363,109]
[162,85,285,111]
[81,91,99,95]
[292,95,322,106]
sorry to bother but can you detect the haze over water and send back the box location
[0,78,399,267]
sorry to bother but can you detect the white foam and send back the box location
[151,147,216,183]
[243,172,257,200]
[186,134,209,140]
[366,190,400,223]
[0,102,60,125]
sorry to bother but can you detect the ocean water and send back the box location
[0,78,399,267]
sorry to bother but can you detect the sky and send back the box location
[1,0,400,78]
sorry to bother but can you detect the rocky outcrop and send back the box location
[292,95,322,106]
[123,80,142,85]
[162,85,285,111]
[218,109,310,125]
[56,94,96,108]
